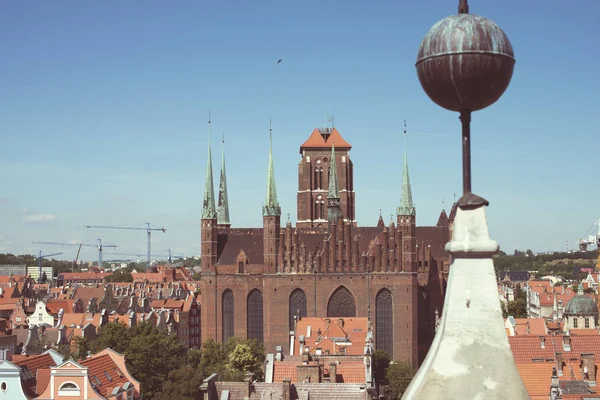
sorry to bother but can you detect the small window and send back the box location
[573,318,578,328]
[585,318,590,328]
[1,381,7,393]
[238,262,244,274]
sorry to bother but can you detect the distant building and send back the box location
[26,265,53,282]
[0,264,26,276]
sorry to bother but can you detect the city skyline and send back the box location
[1,0,599,261]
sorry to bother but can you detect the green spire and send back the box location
[328,142,340,199]
[327,142,341,224]
[397,121,415,216]
[217,134,231,226]
[201,118,217,220]
[263,119,281,216]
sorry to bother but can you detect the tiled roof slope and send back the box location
[300,128,352,151]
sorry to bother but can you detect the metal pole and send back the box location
[460,110,472,196]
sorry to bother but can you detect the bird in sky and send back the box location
[277,58,283,64]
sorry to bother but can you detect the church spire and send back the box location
[201,115,217,220]
[327,142,342,225]
[263,118,281,216]
[397,121,416,216]
[217,133,231,226]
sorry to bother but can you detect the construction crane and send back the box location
[32,239,117,268]
[104,249,183,264]
[578,218,600,269]
[35,251,63,283]
[84,222,166,265]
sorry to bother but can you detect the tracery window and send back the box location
[327,286,356,317]
[247,290,264,343]
[376,289,393,357]
[222,289,234,342]
[289,289,307,331]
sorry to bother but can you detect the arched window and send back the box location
[314,168,319,190]
[247,290,264,343]
[289,289,307,331]
[376,289,393,357]
[58,382,80,396]
[318,167,323,189]
[316,195,324,219]
[222,289,234,342]
[327,286,356,317]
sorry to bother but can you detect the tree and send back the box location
[502,298,528,319]
[373,349,391,388]
[92,321,131,354]
[125,323,187,399]
[385,361,415,399]
[153,366,204,400]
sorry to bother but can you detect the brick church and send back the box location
[199,122,453,366]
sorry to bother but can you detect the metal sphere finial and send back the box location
[416,1,515,209]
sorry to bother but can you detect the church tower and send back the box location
[217,135,231,228]
[263,119,281,274]
[397,122,416,272]
[201,117,218,272]
[297,124,355,228]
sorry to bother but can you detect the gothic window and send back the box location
[247,290,264,343]
[327,286,356,317]
[376,289,393,357]
[289,289,307,331]
[318,167,323,189]
[314,169,319,190]
[315,201,319,219]
[222,289,234,342]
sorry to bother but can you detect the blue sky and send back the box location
[1,0,598,263]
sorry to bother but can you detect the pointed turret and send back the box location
[217,135,231,227]
[201,127,217,220]
[397,123,416,217]
[263,120,281,216]
[201,116,218,272]
[327,142,342,228]
[263,119,281,273]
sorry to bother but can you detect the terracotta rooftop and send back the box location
[80,351,139,398]
[299,128,352,153]
[13,353,57,376]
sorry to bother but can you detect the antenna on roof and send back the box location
[328,115,335,129]
[207,109,212,140]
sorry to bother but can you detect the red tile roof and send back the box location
[272,360,301,383]
[300,128,352,151]
[13,353,57,376]
[515,363,554,400]
[36,368,51,395]
[80,353,138,398]
[336,362,366,383]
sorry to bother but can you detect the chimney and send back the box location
[282,378,291,400]
[540,336,546,349]
[275,346,283,361]
[329,362,337,383]
[244,372,253,398]
[555,352,563,376]
[551,367,559,387]
[581,353,596,384]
